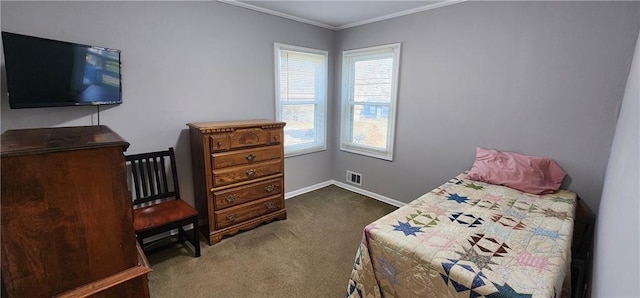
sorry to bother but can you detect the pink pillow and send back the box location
[467,147,567,195]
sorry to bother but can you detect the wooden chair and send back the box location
[125,148,200,257]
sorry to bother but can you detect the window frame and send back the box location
[340,43,401,161]
[274,43,329,157]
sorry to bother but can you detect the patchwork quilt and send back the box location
[346,173,576,298]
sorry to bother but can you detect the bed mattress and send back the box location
[347,173,577,298]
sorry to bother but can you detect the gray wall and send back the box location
[332,1,640,212]
[593,30,640,297]
[0,1,335,207]
[2,1,639,214]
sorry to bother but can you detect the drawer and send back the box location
[212,145,281,169]
[228,128,270,150]
[214,195,282,229]
[209,128,283,152]
[213,178,282,209]
[210,134,230,152]
[268,130,283,145]
[213,159,281,187]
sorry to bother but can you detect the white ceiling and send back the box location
[222,1,465,30]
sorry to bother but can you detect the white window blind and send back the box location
[275,44,328,156]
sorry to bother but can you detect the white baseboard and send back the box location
[284,180,334,199]
[330,180,406,207]
[285,179,406,208]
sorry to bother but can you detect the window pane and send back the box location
[351,104,388,150]
[341,43,400,160]
[279,51,324,102]
[353,58,393,103]
[276,44,327,156]
[282,104,316,146]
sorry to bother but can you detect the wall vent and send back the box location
[346,170,362,186]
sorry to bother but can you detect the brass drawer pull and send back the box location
[246,169,256,177]
[265,202,276,210]
[224,195,236,203]
[227,214,237,222]
[217,141,223,148]
[273,135,279,142]
[245,153,256,161]
[265,184,275,193]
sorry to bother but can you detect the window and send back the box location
[275,43,328,156]
[340,43,401,161]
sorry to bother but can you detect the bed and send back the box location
[346,172,577,298]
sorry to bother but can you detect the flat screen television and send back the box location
[2,31,122,109]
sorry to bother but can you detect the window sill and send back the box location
[285,146,327,158]
[339,145,393,161]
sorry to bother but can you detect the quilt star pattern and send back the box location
[346,173,576,298]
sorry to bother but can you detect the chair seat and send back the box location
[133,200,198,233]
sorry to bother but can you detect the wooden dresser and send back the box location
[188,120,287,245]
[1,125,151,297]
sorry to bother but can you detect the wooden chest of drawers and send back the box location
[187,120,287,245]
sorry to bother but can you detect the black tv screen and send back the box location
[2,32,122,109]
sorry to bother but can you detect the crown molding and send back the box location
[219,0,337,30]
[219,0,467,31]
[336,0,467,30]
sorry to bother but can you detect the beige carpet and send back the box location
[146,185,397,298]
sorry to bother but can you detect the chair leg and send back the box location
[136,234,144,248]
[178,227,186,242]
[192,217,201,257]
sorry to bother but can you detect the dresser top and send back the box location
[187,119,286,132]
[1,125,129,157]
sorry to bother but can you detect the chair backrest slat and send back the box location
[160,155,169,195]
[139,159,149,198]
[169,148,180,200]
[153,156,163,195]
[130,159,141,201]
[146,157,155,196]
[125,148,180,207]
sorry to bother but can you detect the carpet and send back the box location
[146,185,397,297]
